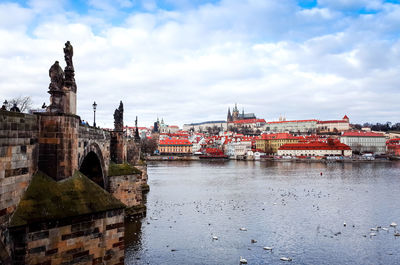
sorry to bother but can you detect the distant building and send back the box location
[256,133,299,154]
[158,139,193,154]
[387,138,400,156]
[317,115,350,133]
[225,141,252,158]
[125,126,150,139]
[182,121,227,132]
[265,119,318,134]
[265,115,349,134]
[232,119,266,130]
[340,131,386,154]
[278,139,352,157]
[227,103,256,122]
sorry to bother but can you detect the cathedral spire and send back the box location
[227,107,232,122]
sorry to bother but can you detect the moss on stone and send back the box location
[9,171,125,228]
[137,159,147,166]
[108,162,142,176]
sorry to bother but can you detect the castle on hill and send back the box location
[227,103,256,122]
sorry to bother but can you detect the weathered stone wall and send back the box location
[109,174,143,208]
[78,125,111,179]
[37,113,79,181]
[135,165,148,191]
[10,209,125,265]
[126,139,140,166]
[0,110,38,254]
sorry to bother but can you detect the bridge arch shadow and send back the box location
[79,143,107,189]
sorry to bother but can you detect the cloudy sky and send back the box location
[0,0,399,128]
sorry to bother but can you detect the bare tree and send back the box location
[5,96,33,113]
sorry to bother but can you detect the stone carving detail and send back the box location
[49,61,64,91]
[64,41,74,70]
[114,101,124,131]
[63,41,77,92]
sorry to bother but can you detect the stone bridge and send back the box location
[0,41,147,264]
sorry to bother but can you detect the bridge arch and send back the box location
[78,142,108,189]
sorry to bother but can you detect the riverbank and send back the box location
[147,155,392,163]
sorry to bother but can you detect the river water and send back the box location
[125,161,400,265]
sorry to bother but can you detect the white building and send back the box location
[183,121,227,132]
[277,140,352,157]
[317,115,350,133]
[265,119,318,134]
[265,115,349,134]
[225,141,252,158]
[340,131,386,154]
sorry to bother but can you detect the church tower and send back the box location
[227,107,232,122]
[232,103,239,121]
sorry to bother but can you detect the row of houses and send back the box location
[155,129,396,159]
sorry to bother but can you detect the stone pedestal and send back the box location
[37,113,79,181]
[47,90,65,113]
[110,131,125,164]
[64,90,76,115]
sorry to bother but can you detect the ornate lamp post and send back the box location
[92,101,97,127]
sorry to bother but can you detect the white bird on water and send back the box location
[280,257,292,261]
[263,246,273,251]
[212,236,218,240]
[240,256,247,264]
[390,222,397,227]
[239,227,247,231]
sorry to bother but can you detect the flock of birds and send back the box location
[212,226,293,264]
[128,167,400,264]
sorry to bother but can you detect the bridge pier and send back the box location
[37,113,79,181]
[0,41,148,264]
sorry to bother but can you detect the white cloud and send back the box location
[0,0,399,128]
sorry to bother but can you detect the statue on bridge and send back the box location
[135,116,140,143]
[63,41,77,92]
[49,61,64,91]
[63,41,74,70]
[114,101,124,131]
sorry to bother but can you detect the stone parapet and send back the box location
[10,209,125,265]
[78,125,111,140]
[0,110,39,257]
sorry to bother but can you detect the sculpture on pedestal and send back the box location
[49,61,64,91]
[134,116,140,143]
[114,101,124,131]
[63,41,77,92]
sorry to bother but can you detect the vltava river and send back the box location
[125,161,400,265]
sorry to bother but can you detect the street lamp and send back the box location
[92,101,97,127]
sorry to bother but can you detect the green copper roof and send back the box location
[9,171,125,227]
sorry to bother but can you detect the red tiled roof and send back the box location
[387,138,400,145]
[343,115,349,120]
[258,133,297,140]
[267,119,318,124]
[318,120,348,124]
[341,131,385,137]
[233,119,266,124]
[279,141,351,151]
[159,139,192,145]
